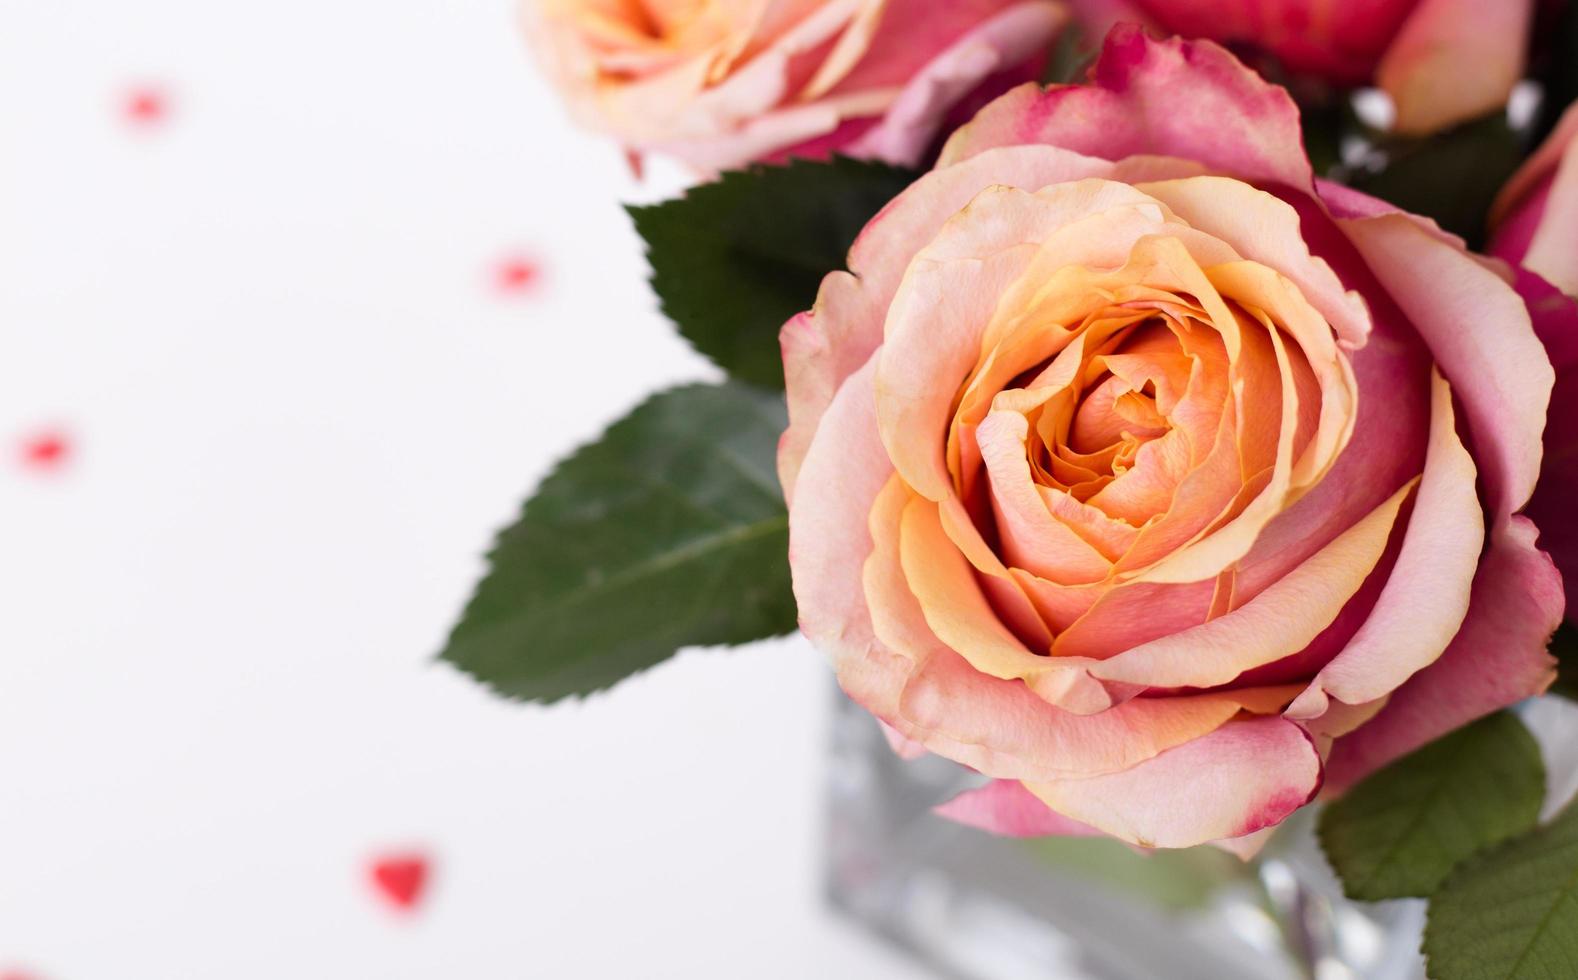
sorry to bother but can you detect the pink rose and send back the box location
[1492,104,1578,622]
[521,0,1068,172]
[1097,0,1535,134]
[1492,104,1578,299]
[780,26,1564,850]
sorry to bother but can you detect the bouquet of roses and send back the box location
[443,2,1578,976]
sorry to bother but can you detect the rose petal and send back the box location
[1288,369,1483,719]
[788,354,894,669]
[1521,271,1578,616]
[841,1,1070,165]
[978,408,1114,581]
[1052,477,1412,684]
[1138,177,1372,348]
[1338,211,1553,518]
[1492,102,1578,229]
[935,779,1106,838]
[1324,516,1562,792]
[1376,0,1533,135]
[863,471,1304,773]
[1515,131,1578,296]
[939,26,1312,192]
[1025,716,1322,848]
[879,719,929,759]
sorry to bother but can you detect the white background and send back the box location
[0,2,922,977]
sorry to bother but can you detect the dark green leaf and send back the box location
[1040,21,1097,86]
[1348,113,1524,249]
[1424,794,1578,980]
[1319,712,1544,900]
[1550,621,1578,701]
[1299,98,1348,179]
[628,156,917,389]
[1531,1,1578,146]
[440,381,797,702]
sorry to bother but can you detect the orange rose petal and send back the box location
[935,493,1056,648]
[1058,477,1414,683]
[784,146,1135,494]
[1111,402,1242,571]
[1010,566,1111,636]
[978,409,1113,582]
[1206,261,1356,495]
[862,474,931,661]
[1084,427,1194,523]
[861,478,1305,770]
[1137,177,1371,347]
[899,493,1052,672]
[1037,485,1140,560]
[879,183,1181,501]
[1135,306,1301,584]
[949,318,1082,494]
[1224,307,1282,478]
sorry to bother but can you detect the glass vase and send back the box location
[825,688,1435,980]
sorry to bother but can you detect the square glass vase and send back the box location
[824,689,1433,980]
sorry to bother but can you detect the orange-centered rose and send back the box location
[522,0,1068,171]
[780,27,1567,850]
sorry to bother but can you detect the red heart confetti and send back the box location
[123,86,169,126]
[493,254,542,296]
[17,429,71,472]
[368,852,430,912]
[1,969,43,980]
[624,148,645,181]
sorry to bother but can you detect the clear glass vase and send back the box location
[825,689,1434,980]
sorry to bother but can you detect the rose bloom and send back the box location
[1085,0,1535,135]
[521,0,1068,172]
[779,25,1569,850]
[1492,103,1578,626]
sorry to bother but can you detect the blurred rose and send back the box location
[1096,0,1534,134]
[780,26,1564,850]
[523,0,1068,172]
[1492,103,1578,622]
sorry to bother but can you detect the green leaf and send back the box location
[1318,712,1545,901]
[1424,795,1578,980]
[1040,21,1097,86]
[1298,97,1349,179]
[1348,113,1524,249]
[1532,2,1578,147]
[1549,621,1578,701]
[628,155,918,389]
[440,381,797,702]
[1023,836,1250,913]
